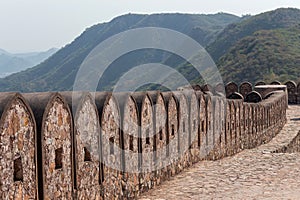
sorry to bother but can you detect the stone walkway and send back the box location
[139,105,300,200]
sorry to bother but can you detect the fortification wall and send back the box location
[273,130,300,153]
[0,87,288,199]
[201,80,299,104]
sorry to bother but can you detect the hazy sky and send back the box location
[1,0,300,53]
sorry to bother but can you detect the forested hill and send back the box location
[218,26,300,84]
[209,8,300,84]
[207,8,300,61]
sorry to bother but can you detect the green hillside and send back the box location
[207,8,300,61]
[218,26,300,84]
[0,13,239,92]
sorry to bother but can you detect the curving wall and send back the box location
[212,80,299,104]
[0,86,288,199]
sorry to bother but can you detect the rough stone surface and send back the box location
[298,84,300,104]
[255,85,287,99]
[0,97,37,200]
[245,91,262,103]
[255,81,266,86]
[163,93,178,179]
[227,92,244,100]
[0,85,291,200]
[205,95,213,158]
[189,91,200,164]
[151,92,167,187]
[174,92,190,173]
[139,105,300,200]
[74,96,101,199]
[285,81,298,104]
[225,82,238,97]
[198,93,207,160]
[100,96,123,200]
[239,82,253,98]
[138,94,155,193]
[43,98,73,200]
[122,96,139,198]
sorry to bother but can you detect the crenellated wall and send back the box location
[0,86,288,199]
[284,81,300,104]
[210,80,299,104]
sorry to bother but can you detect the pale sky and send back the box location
[1,0,300,53]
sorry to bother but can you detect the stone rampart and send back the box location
[0,87,288,199]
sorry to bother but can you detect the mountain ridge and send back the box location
[0,48,58,78]
[1,8,300,92]
[0,12,240,92]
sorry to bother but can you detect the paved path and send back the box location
[140,105,300,200]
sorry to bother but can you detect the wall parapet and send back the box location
[186,80,298,104]
[0,88,288,199]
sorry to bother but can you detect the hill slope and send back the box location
[207,8,300,61]
[0,13,239,92]
[218,26,300,84]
